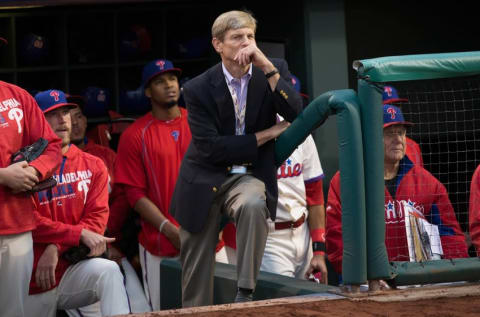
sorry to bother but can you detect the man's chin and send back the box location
[165,100,178,109]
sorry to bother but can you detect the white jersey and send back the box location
[275,134,324,222]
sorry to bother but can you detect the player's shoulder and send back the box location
[300,134,317,150]
[0,80,33,101]
[119,112,153,138]
[75,145,107,170]
[89,142,116,157]
[410,164,437,181]
[180,107,188,118]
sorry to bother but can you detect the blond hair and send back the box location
[211,10,257,41]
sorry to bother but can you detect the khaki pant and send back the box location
[180,174,269,307]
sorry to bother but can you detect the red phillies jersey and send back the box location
[114,108,191,257]
[83,139,116,183]
[30,145,109,294]
[0,81,61,235]
[326,156,468,274]
[469,165,480,255]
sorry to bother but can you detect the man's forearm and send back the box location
[308,204,326,230]
[255,129,276,147]
[255,120,290,147]
[134,196,168,229]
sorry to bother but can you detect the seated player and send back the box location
[25,89,130,317]
[326,104,468,277]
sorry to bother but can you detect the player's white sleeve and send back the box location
[301,135,324,183]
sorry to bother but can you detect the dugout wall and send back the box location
[354,51,480,285]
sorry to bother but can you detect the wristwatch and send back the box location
[265,68,279,79]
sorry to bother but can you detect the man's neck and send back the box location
[384,161,400,180]
[76,140,86,150]
[152,104,181,121]
[70,137,85,149]
[61,144,70,155]
[223,60,250,79]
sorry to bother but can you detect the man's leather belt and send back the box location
[275,213,306,230]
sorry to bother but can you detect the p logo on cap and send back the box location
[35,89,77,113]
[382,85,409,105]
[383,104,413,128]
[142,59,181,88]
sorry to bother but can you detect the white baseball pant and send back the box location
[25,257,130,317]
[260,221,313,279]
[0,231,33,317]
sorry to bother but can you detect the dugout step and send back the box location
[159,258,339,310]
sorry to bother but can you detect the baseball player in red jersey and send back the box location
[0,80,62,317]
[114,59,225,310]
[69,97,151,312]
[25,89,130,317]
[326,104,468,278]
[383,85,424,167]
[469,165,480,255]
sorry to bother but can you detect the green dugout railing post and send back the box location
[357,79,395,281]
[276,89,367,285]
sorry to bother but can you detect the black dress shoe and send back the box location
[234,288,253,302]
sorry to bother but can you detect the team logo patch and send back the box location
[156,60,165,70]
[171,130,179,142]
[384,86,393,98]
[387,106,396,119]
[50,90,60,101]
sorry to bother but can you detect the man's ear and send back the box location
[212,37,222,54]
[144,87,151,98]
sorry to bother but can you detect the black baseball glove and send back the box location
[62,244,108,265]
[11,138,57,192]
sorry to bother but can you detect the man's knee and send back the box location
[87,258,123,281]
[239,194,267,218]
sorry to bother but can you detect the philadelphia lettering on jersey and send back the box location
[385,199,425,224]
[0,97,23,133]
[37,169,92,204]
[277,158,303,179]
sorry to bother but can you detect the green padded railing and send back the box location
[276,89,367,285]
[354,51,480,82]
[357,79,395,281]
[391,258,480,285]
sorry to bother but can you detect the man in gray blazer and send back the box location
[171,10,302,307]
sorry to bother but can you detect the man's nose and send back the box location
[58,113,67,123]
[240,35,251,46]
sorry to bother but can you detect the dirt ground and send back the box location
[119,283,480,317]
[186,295,480,317]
